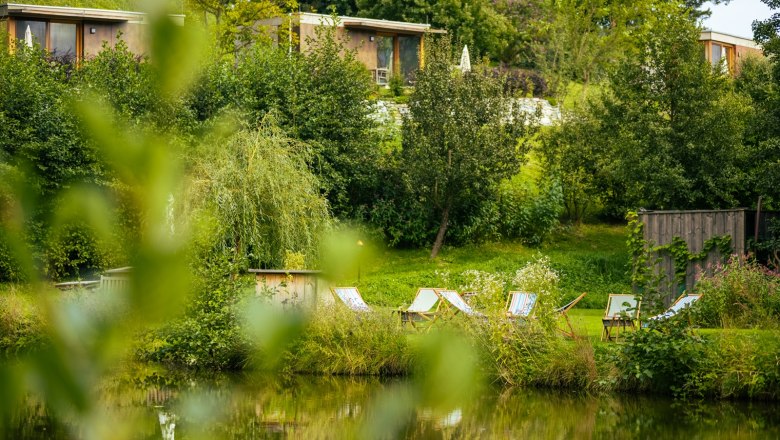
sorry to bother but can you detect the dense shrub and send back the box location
[495,172,563,245]
[136,270,254,371]
[492,67,548,97]
[185,58,240,123]
[76,39,194,132]
[615,313,707,395]
[43,224,121,280]
[693,255,780,329]
[0,45,100,196]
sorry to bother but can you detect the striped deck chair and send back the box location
[437,289,484,318]
[506,291,538,319]
[556,292,587,337]
[644,293,702,326]
[396,288,443,329]
[601,294,640,342]
[331,287,371,312]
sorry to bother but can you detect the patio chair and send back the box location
[331,287,371,312]
[601,294,640,342]
[396,288,443,329]
[505,291,538,319]
[643,293,702,326]
[556,292,587,338]
[437,289,484,318]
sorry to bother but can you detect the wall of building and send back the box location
[83,21,148,58]
[346,28,377,71]
[735,44,763,74]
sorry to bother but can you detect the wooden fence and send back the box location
[638,209,747,304]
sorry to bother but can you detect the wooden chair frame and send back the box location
[437,289,483,320]
[556,292,587,338]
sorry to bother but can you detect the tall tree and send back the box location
[354,0,514,62]
[593,6,752,212]
[399,39,535,258]
[750,0,780,204]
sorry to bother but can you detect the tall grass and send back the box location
[0,287,45,356]
[285,305,412,376]
[694,255,780,329]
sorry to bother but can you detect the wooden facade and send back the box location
[1,3,183,59]
[250,269,331,309]
[699,30,763,75]
[638,209,780,304]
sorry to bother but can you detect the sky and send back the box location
[702,0,775,38]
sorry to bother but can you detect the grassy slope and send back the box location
[352,224,630,310]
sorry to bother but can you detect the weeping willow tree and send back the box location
[184,119,332,269]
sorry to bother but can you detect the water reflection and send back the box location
[8,374,780,439]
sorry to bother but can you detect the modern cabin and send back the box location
[699,30,763,75]
[261,13,445,85]
[0,3,183,59]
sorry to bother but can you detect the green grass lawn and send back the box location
[566,309,780,346]
[350,224,630,310]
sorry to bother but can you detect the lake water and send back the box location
[8,373,780,439]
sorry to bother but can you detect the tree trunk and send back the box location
[430,203,451,259]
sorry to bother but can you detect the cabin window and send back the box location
[14,19,46,47]
[399,35,420,84]
[50,22,78,59]
[710,42,734,73]
[12,19,79,61]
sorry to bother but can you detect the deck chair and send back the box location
[506,292,538,319]
[331,287,371,312]
[396,288,443,329]
[644,293,702,325]
[556,292,587,337]
[437,289,484,318]
[601,294,640,342]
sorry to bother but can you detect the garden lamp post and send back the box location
[357,240,364,282]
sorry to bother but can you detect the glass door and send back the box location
[50,22,78,60]
[376,35,394,84]
[399,35,420,84]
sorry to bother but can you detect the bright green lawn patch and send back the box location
[351,224,630,310]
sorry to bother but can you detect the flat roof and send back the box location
[700,30,761,50]
[0,3,184,23]
[299,12,446,34]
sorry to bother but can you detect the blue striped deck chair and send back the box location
[331,287,372,312]
[643,293,702,327]
[506,291,538,319]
